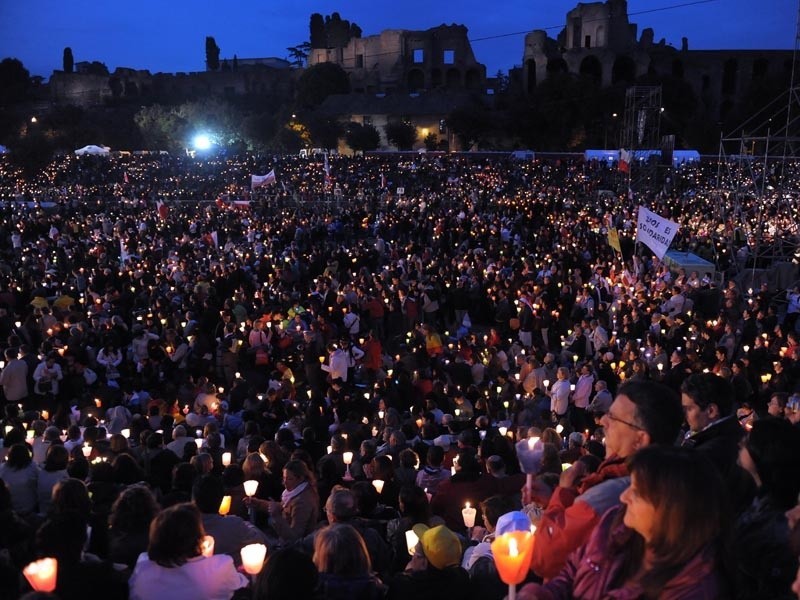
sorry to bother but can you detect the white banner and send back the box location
[636,206,679,259]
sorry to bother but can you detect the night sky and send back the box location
[0,0,795,80]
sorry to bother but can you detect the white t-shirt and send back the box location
[129,553,248,600]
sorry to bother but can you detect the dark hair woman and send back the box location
[128,502,248,599]
[519,445,731,599]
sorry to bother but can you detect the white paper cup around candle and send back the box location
[201,535,215,557]
[326,445,333,454]
[121,428,130,439]
[405,529,419,556]
[244,479,259,497]
[343,451,353,465]
[372,479,385,494]
[194,438,203,449]
[23,557,58,592]
[240,543,267,575]
[462,502,477,528]
[222,452,231,466]
[82,444,92,458]
[498,426,507,437]
[26,430,34,441]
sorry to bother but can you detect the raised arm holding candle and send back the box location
[521,381,683,581]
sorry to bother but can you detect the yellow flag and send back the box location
[608,228,622,254]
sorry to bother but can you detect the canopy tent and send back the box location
[584,149,700,166]
[74,145,110,156]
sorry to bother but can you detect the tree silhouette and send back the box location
[63,47,74,73]
[205,36,220,71]
[385,121,417,150]
[345,122,381,152]
[295,62,350,109]
[0,58,31,105]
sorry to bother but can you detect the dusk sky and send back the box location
[0,0,795,80]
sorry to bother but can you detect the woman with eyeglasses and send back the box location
[519,445,730,599]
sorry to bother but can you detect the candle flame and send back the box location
[509,537,519,557]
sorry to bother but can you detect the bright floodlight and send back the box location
[193,134,212,150]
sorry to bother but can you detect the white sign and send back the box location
[636,206,679,259]
[396,187,405,196]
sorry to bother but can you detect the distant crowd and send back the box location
[0,151,798,599]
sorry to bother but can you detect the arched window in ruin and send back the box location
[446,68,461,89]
[407,69,425,93]
[579,55,602,84]
[526,59,537,94]
[465,68,481,90]
[430,68,442,89]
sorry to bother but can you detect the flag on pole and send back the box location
[156,200,169,220]
[619,149,631,173]
[251,170,276,189]
[210,231,219,247]
[636,206,679,259]
[323,154,331,186]
[607,227,622,254]
[123,172,129,184]
[380,172,386,189]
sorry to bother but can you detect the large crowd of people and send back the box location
[0,150,799,599]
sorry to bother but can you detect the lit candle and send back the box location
[22,557,58,592]
[462,502,477,528]
[240,543,267,575]
[498,426,507,437]
[222,452,232,466]
[194,438,203,449]
[378,410,385,420]
[218,495,232,515]
[326,445,333,454]
[372,479,385,494]
[562,462,573,471]
[405,529,419,556]
[82,444,92,458]
[41,410,49,421]
[201,535,215,557]
[121,428,130,439]
[491,530,536,598]
[243,480,259,497]
[26,430,34,441]
[343,451,353,465]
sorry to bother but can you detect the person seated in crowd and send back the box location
[313,523,387,600]
[128,502,248,600]
[244,458,320,546]
[387,523,472,600]
[519,445,731,599]
[192,474,269,566]
[527,380,683,580]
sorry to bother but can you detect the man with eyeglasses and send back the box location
[526,379,682,581]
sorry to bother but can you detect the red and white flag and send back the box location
[156,200,169,220]
[619,149,631,173]
[251,170,276,189]
[123,172,130,184]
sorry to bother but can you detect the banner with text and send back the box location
[636,206,679,259]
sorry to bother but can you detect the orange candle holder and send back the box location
[492,530,536,587]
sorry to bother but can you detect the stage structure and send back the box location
[619,85,662,194]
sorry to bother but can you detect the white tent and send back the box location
[74,145,111,156]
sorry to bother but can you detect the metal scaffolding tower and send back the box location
[715,0,800,280]
[620,85,662,193]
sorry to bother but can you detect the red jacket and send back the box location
[530,457,629,580]
[520,506,723,599]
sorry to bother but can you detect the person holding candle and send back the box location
[525,380,683,581]
[129,502,248,600]
[519,445,730,600]
[108,483,161,569]
[192,474,269,566]
[245,458,319,545]
[0,443,38,517]
[387,523,471,600]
